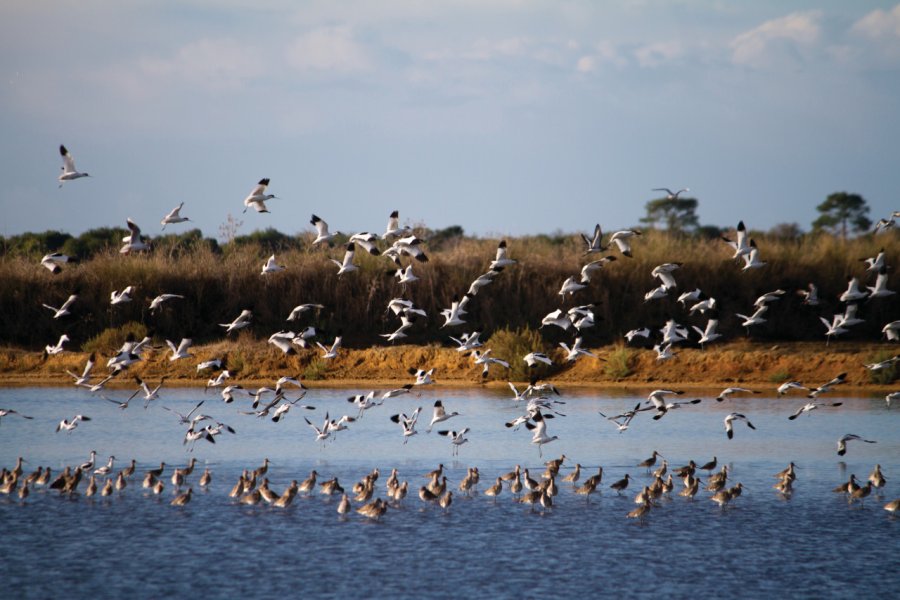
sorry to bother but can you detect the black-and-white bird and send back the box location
[427,400,461,432]
[389,407,422,444]
[310,214,340,245]
[58,144,90,186]
[581,224,607,254]
[437,428,470,456]
[120,219,150,254]
[56,414,91,432]
[724,413,756,439]
[653,187,689,200]
[220,309,253,334]
[243,178,277,213]
[837,434,876,456]
[331,243,359,276]
[40,253,76,274]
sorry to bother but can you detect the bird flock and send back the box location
[2,149,899,523]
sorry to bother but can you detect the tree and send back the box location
[640,197,700,233]
[812,192,871,239]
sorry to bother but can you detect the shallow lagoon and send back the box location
[1,386,898,599]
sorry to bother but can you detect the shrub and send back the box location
[604,346,635,380]
[82,321,148,354]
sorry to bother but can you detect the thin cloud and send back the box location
[285,27,371,72]
[730,10,822,69]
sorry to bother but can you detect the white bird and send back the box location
[40,253,75,274]
[165,338,193,361]
[797,282,820,306]
[44,334,69,356]
[287,303,324,321]
[654,343,675,361]
[689,296,716,315]
[243,178,277,213]
[427,400,461,432]
[741,240,766,270]
[0,409,34,425]
[644,284,668,302]
[330,243,359,276]
[807,372,847,398]
[387,264,419,286]
[110,286,135,305]
[310,214,339,245]
[660,319,689,345]
[261,254,285,275]
[609,230,641,258]
[524,411,558,457]
[864,355,900,371]
[291,326,317,349]
[468,268,503,295]
[42,294,77,319]
[776,381,807,396]
[381,315,416,343]
[692,319,722,348]
[788,400,843,420]
[559,337,596,362]
[149,294,184,312]
[56,414,91,432]
[387,298,427,319]
[837,434,876,456]
[885,391,899,407]
[384,210,412,239]
[160,203,190,229]
[735,305,768,335]
[58,144,90,186]
[724,413,756,439]
[161,400,205,425]
[883,320,900,341]
[580,256,616,283]
[716,387,760,402]
[820,314,849,344]
[206,370,232,389]
[389,407,422,444]
[129,376,168,408]
[874,212,900,234]
[441,294,472,328]
[81,373,117,394]
[221,385,244,404]
[754,289,786,308]
[348,391,381,418]
[316,335,342,359]
[388,236,429,264]
[524,352,552,367]
[861,248,886,273]
[120,219,150,254]
[867,268,895,299]
[65,353,96,386]
[409,367,436,386]
[624,327,651,343]
[272,393,315,423]
[196,358,224,371]
[651,263,682,290]
[721,220,751,259]
[541,309,573,331]
[220,309,253,334]
[677,288,702,306]
[489,240,517,269]
[559,276,587,296]
[448,330,483,352]
[839,277,868,303]
[598,402,642,433]
[349,232,381,256]
[839,302,865,327]
[470,349,510,377]
[645,389,686,418]
[581,224,607,254]
[268,331,298,355]
[381,384,414,400]
[437,428,470,456]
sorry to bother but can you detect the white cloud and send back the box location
[138,38,266,91]
[634,41,684,68]
[849,4,900,64]
[285,27,371,72]
[730,10,822,68]
[573,41,626,73]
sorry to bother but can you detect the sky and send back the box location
[1,1,899,240]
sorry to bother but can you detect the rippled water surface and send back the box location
[1,386,898,599]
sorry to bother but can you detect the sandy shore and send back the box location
[1,340,896,393]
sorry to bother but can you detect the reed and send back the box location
[1,229,897,352]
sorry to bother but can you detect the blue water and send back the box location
[1,385,898,599]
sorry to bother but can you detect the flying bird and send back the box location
[58,144,90,186]
[160,203,190,229]
[243,178,277,213]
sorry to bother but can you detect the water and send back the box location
[1,386,898,599]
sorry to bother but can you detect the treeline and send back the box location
[1,227,897,354]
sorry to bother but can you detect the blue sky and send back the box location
[1,1,899,240]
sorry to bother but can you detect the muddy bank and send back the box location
[0,341,896,392]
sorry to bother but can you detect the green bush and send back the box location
[82,322,148,354]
